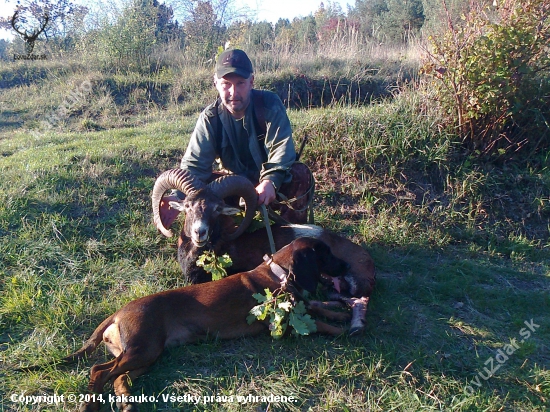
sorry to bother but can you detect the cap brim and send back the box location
[216,67,252,79]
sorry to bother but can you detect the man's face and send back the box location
[214,73,254,118]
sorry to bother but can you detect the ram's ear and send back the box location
[168,201,186,212]
[290,248,319,294]
[219,206,241,215]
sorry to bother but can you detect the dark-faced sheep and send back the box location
[151,168,375,334]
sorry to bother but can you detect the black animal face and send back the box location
[290,237,349,293]
[174,190,240,247]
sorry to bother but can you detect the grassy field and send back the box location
[0,55,549,411]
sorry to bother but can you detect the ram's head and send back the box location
[151,169,258,247]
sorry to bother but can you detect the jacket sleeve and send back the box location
[260,93,295,190]
[180,110,218,182]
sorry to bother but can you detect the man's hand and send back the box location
[256,180,276,206]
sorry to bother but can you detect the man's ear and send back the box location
[291,248,319,294]
[214,74,225,92]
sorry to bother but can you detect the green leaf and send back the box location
[289,312,317,336]
[292,300,308,315]
[278,301,293,312]
[249,303,268,321]
[196,250,233,280]
[273,308,286,324]
[217,254,233,267]
[252,293,267,303]
[269,312,287,339]
[247,290,316,338]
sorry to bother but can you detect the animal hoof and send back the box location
[117,402,138,412]
[80,402,99,412]
[349,325,364,336]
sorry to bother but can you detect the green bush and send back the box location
[85,0,158,73]
[422,0,550,157]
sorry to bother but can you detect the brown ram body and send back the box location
[62,237,350,411]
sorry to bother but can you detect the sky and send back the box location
[238,0,353,23]
[0,0,354,41]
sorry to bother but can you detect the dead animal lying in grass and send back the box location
[152,168,375,335]
[52,237,351,412]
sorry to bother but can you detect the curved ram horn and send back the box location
[151,168,205,237]
[207,175,258,241]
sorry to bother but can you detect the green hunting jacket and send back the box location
[180,89,295,190]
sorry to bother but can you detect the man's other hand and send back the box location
[256,180,276,206]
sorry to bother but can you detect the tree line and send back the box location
[0,0,471,65]
[1,0,548,158]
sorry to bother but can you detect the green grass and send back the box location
[0,60,549,411]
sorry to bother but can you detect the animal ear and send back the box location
[168,200,185,212]
[291,248,319,294]
[219,206,241,215]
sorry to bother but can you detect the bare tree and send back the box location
[0,0,88,40]
[168,0,255,60]
[167,0,254,25]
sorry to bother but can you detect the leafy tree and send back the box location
[351,0,388,39]
[352,0,424,42]
[293,15,318,51]
[380,0,424,42]
[315,1,358,48]
[225,20,245,47]
[226,20,274,51]
[421,0,470,33]
[274,18,290,37]
[183,0,223,62]
[153,0,181,42]
[0,39,9,60]
[314,1,345,29]
[353,0,389,19]
[171,0,252,62]
[88,0,158,72]
[273,18,295,53]
[246,21,274,51]
[0,0,88,39]
[270,16,319,53]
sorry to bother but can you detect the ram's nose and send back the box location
[191,222,209,247]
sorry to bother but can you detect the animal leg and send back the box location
[309,300,346,309]
[82,346,163,411]
[314,320,345,336]
[112,367,150,412]
[79,358,120,411]
[325,294,370,335]
[349,297,369,335]
[308,301,351,322]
